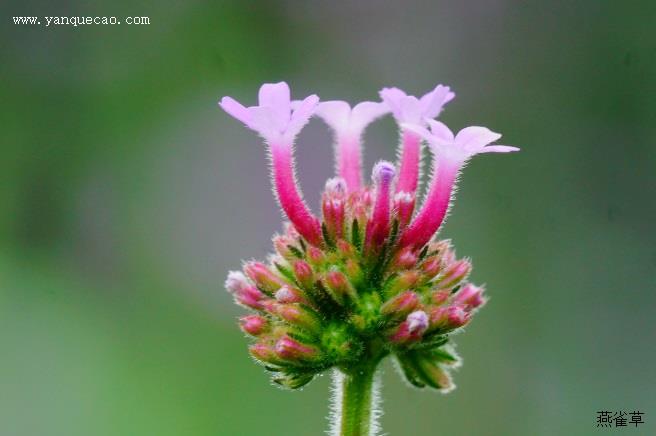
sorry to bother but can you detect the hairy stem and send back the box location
[332,357,383,436]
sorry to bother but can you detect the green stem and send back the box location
[335,358,382,436]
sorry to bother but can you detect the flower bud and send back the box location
[393,191,415,228]
[225,272,268,310]
[225,271,250,294]
[429,305,470,332]
[274,285,305,304]
[275,303,322,334]
[415,358,454,392]
[325,268,357,303]
[431,289,451,306]
[344,259,364,287]
[437,258,472,289]
[249,342,282,365]
[244,261,284,295]
[389,310,428,345]
[336,239,356,258]
[383,270,420,297]
[307,246,326,265]
[273,234,301,260]
[239,315,268,336]
[293,260,315,290]
[275,335,320,362]
[380,291,420,320]
[391,246,419,270]
[420,255,444,281]
[453,283,486,310]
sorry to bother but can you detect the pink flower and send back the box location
[219,82,323,246]
[380,85,454,125]
[399,120,519,249]
[404,120,520,166]
[314,101,389,191]
[219,82,318,144]
[379,84,454,197]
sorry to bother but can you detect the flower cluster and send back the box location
[220,82,518,392]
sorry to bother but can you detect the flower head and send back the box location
[219,81,518,395]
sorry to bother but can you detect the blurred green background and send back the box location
[2,1,655,435]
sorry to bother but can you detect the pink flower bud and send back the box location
[325,268,357,303]
[307,246,326,265]
[225,271,269,310]
[391,246,419,270]
[431,289,451,306]
[249,342,280,365]
[293,260,315,290]
[420,255,444,281]
[364,161,396,255]
[429,305,470,332]
[275,303,321,334]
[453,283,486,310]
[244,261,284,294]
[273,234,299,260]
[274,335,320,362]
[407,310,429,333]
[336,239,355,257]
[446,305,470,328]
[380,291,420,319]
[322,178,347,241]
[384,271,420,297]
[393,191,415,229]
[225,271,250,294]
[274,285,305,304]
[239,315,268,336]
[437,258,472,289]
[389,310,429,345]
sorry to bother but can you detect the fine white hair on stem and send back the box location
[327,369,384,436]
[327,369,344,436]
[370,368,384,436]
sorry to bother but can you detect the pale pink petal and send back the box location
[315,101,351,132]
[420,85,455,119]
[380,87,408,120]
[258,82,291,130]
[285,94,319,141]
[455,126,502,153]
[479,145,520,153]
[400,122,433,143]
[248,106,280,142]
[350,101,390,133]
[398,95,423,124]
[427,119,455,142]
[219,97,254,129]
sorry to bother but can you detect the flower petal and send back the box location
[219,96,254,129]
[455,126,502,153]
[427,119,455,142]
[350,101,390,133]
[400,122,434,144]
[249,106,281,142]
[285,94,319,141]
[479,145,520,153]
[258,82,291,131]
[420,85,455,119]
[315,101,351,132]
[380,87,408,120]
[398,95,423,124]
